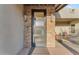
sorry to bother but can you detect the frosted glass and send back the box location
[35,20,44,26]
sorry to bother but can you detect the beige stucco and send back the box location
[56,7,79,18]
[0,5,24,54]
[55,6,79,35]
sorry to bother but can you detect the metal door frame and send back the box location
[31,9,47,47]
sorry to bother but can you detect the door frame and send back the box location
[31,9,47,47]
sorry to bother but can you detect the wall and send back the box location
[24,5,55,47]
[55,26,71,35]
[55,21,71,35]
[0,5,24,54]
[56,7,79,18]
[55,19,79,35]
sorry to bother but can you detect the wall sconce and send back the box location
[24,15,27,22]
[50,14,55,23]
[71,9,75,13]
[72,9,75,12]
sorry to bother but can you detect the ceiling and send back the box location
[24,4,67,12]
[55,4,67,12]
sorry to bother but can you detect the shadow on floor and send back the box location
[57,40,79,55]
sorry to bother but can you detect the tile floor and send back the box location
[19,41,73,55]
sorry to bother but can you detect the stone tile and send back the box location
[18,41,73,55]
[18,48,31,55]
[62,39,79,54]
[48,41,73,55]
[32,47,49,55]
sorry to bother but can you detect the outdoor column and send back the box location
[47,14,55,47]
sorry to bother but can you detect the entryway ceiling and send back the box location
[24,4,67,12]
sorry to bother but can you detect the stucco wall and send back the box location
[0,5,24,54]
[55,26,71,35]
[56,8,79,18]
[55,21,71,35]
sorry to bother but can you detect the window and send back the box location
[71,24,75,33]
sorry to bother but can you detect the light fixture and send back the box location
[24,15,27,22]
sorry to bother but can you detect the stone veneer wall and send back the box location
[24,5,55,48]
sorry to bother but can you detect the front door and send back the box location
[32,9,46,47]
